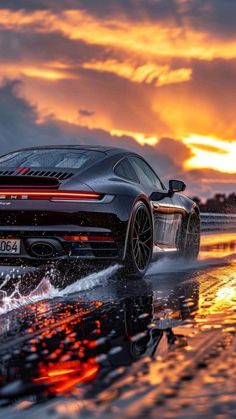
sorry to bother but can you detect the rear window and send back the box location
[0,149,105,170]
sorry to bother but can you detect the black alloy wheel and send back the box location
[125,201,153,278]
[182,212,201,259]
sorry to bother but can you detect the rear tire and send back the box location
[124,201,153,278]
[179,212,200,260]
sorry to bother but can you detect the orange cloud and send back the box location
[82,60,192,87]
[1,9,236,61]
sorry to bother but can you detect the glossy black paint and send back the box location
[0,146,199,265]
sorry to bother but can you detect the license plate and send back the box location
[0,239,21,254]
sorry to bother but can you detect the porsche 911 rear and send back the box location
[0,186,126,265]
[0,148,128,265]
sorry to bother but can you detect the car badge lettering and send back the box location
[0,195,29,200]
[0,201,11,206]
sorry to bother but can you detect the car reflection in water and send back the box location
[0,271,199,407]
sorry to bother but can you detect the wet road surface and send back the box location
[0,232,235,418]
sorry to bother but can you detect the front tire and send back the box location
[179,212,201,260]
[124,201,153,278]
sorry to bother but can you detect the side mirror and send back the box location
[169,179,186,195]
[150,179,186,201]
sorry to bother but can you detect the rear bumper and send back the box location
[0,196,133,263]
[0,227,121,263]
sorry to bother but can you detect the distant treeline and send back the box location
[192,193,236,213]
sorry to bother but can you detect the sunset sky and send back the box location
[0,0,235,198]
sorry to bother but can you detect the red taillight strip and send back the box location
[64,235,114,242]
[0,190,101,200]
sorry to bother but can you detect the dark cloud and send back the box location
[0,0,72,10]
[0,79,232,198]
[0,80,67,153]
[0,30,109,64]
[1,0,236,39]
[0,0,179,17]
[65,0,181,23]
[180,0,236,39]
[78,109,95,117]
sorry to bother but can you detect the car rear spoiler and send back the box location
[0,176,60,189]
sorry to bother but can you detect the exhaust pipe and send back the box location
[30,242,55,258]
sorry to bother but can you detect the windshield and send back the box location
[0,149,105,170]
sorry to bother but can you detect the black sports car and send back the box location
[0,146,200,277]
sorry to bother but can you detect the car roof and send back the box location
[11,145,131,156]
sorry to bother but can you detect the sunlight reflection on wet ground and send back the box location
[0,232,235,418]
[200,231,236,259]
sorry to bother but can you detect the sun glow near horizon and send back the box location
[183,134,236,174]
